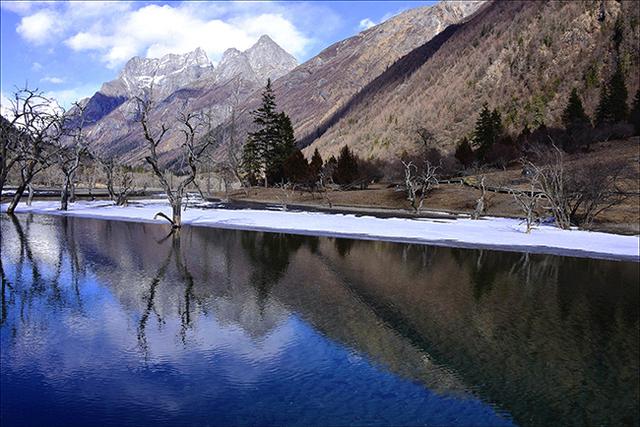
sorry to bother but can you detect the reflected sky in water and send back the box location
[1,213,638,426]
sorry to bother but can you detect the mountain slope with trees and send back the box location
[304,0,640,160]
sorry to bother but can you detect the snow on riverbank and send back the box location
[2,199,639,261]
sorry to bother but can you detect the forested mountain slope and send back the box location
[304,0,640,160]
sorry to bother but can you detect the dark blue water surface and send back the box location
[1,213,638,426]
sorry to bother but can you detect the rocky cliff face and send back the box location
[81,37,298,163]
[102,47,214,100]
[215,35,298,85]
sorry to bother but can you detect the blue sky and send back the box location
[1,1,435,108]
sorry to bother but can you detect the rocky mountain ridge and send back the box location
[77,35,298,162]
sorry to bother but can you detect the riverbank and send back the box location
[2,199,638,261]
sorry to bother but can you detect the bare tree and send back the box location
[136,93,212,228]
[402,159,439,214]
[224,76,247,188]
[0,116,22,197]
[471,176,487,220]
[98,157,135,206]
[509,178,543,233]
[56,102,91,210]
[201,76,246,197]
[525,145,630,229]
[5,87,63,215]
[78,160,98,201]
[275,182,297,211]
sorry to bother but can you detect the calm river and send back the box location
[1,213,638,426]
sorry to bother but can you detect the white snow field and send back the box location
[2,199,639,261]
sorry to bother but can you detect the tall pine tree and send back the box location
[266,112,296,183]
[309,148,323,183]
[596,65,629,125]
[334,145,359,185]
[473,103,503,161]
[631,89,640,135]
[562,88,590,128]
[608,65,628,122]
[241,137,261,186]
[454,137,474,168]
[242,79,297,186]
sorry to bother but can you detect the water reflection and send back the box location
[1,213,638,427]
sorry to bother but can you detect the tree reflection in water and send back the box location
[0,213,638,427]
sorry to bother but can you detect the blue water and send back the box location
[1,213,638,426]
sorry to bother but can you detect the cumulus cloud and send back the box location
[10,1,334,69]
[41,76,65,84]
[45,84,98,108]
[0,92,12,118]
[16,10,60,44]
[358,18,376,31]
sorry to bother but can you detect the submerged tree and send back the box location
[4,87,64,215]
[98,157,134,206]
[56,102,92,211]
[136,91,212,228]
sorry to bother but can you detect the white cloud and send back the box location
[1,1,36,15]
[45,83,99,108]
[11,2,329,69]
[0,92,12,118]
[41,76,65,84]
[16,10,60,44]
[31,62,43,71]
[358,18,376,31]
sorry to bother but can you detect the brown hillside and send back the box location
[200,1,484,163]
[304,0,640,160]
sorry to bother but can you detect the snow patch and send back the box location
[2,199,638,261]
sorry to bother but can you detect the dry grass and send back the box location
[221,139,640,234]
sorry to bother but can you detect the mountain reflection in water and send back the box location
[1,213,638,427]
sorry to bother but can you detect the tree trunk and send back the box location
[172,199,182,228]
[70,181,76,203]
[27,184,34,206]
[7,182,27,215]
[0,171,7,199]
[60,179,70,211]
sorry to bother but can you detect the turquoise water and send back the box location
[1,213,638,426]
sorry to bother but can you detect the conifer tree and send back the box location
[473,103,503,161]
[265,112,296,184]
[631,89,640,135]
[241,137,261,186]
[248,79,279,184]
[334,145,359,185]
[283,149,309,184]
[596,65,629,125]
[562,88,590,128]
[244,79,298,186]
[607,65,628,122]
[595,85,610,126]
[309,148,323,183]
[454,137,474,167]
